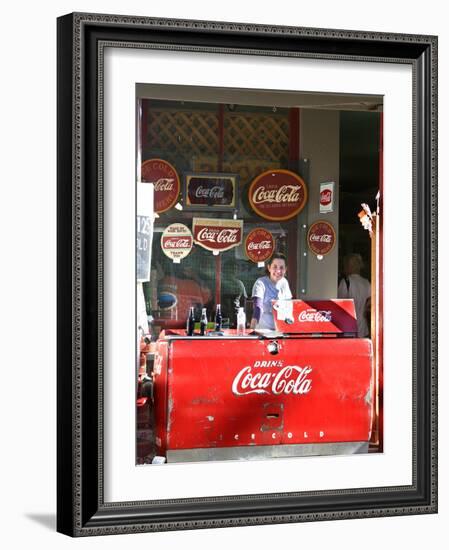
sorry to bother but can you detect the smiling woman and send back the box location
[250,253,292,330]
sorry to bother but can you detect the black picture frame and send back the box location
[57,12,438,536]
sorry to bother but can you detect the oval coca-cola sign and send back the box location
[245,228,274,263]
[141,158,180,213]
[161,223,193,263]
[249,169,308,221]
[307,220,336,256]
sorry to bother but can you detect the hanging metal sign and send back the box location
[319,181,335,214]
[248,169,308,221]
[245,228,274,264]
[184,173,238,211]
[307,220,336,256]
[193,218,243,254]
[161,223,193,263]
[141,158,180,213]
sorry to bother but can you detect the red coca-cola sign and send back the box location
[307,220,336,256]
[272,299,357,334]
[141,158,180,213]
[193,217,243,253]
[249,169,308,221]
[163,237,191,248]
[320,190,332,205]
[319,182,334,213]
[245,228,274,263]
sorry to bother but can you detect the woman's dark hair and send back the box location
[265,252,287,275]
[267,252,287,266]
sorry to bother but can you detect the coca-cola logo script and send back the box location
[307,220,336,256]
[185,174,237,209]
[193,218,243,253]
[249,169,308,221]
[141,158,180,213]
[232,359,312,396]
[298,309,332,323]
[245,228,274,263]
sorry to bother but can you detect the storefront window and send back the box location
[138,97,306,332]
[136,85,383,464]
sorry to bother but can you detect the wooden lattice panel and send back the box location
[147,110,219,162]
[192,157,281,187]
[224,113,289,162]
[145,108,289,184]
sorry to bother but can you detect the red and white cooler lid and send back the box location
[272,299,357,335]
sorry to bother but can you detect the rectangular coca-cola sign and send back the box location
[272,299,358,335]
[193,217,243,253]
[184,173,238,211]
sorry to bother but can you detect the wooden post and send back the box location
[370,215,379,448]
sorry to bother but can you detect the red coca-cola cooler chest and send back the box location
[152,299,373,462]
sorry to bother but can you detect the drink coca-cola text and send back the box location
[232,361,312,396]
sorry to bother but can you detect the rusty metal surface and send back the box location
[167,441,369,463]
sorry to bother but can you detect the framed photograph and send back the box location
[57,12,437,536]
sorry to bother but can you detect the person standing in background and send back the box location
[338,253,371,337]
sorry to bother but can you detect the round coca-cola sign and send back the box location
[249,169,308,221]
[161,223,193,262]
[245,228,274,263]
[141,158,180,213]
[307,220,336,256]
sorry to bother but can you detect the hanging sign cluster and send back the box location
[141,158,180,213]
[249,169,308,221]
